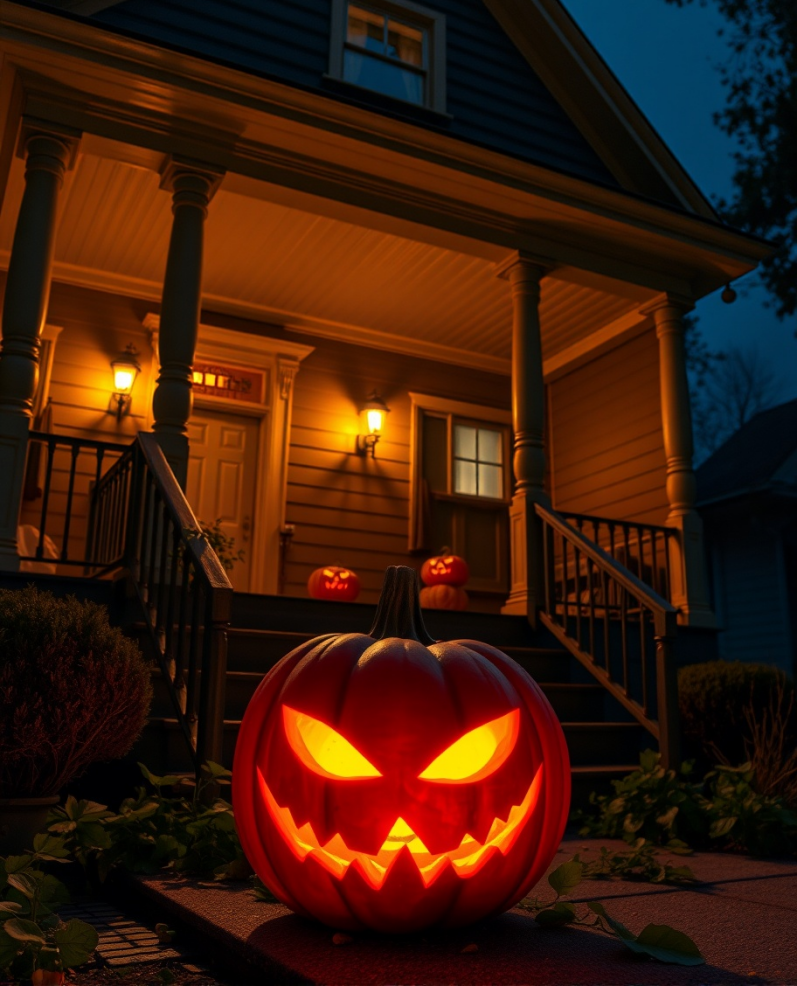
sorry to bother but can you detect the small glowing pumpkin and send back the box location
[307,566,361,602]
[234,566,570,933]
[421,549,469,588]
[420,583,469,610]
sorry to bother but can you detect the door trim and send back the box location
[144,314,314,594]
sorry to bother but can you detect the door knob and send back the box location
[242,515,251,542]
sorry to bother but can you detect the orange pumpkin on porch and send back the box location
[307,566,361,602]
[233,566,570,933]
[420,583,469,611]
[421,550,469,588]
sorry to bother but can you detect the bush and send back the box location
[0,587,152,797]
[678,661,795,771]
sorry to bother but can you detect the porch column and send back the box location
[646,297,714,627]
[0,124,80,571]
[152,157,223,487]
[498,253,550,625]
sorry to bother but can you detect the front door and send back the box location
[186,408,259,592]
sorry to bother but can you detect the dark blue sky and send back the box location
[562,0,796,403]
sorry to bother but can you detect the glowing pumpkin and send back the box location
[307,566,361,602]
[421,550,469,587]
[233,566,570,933]
[420,583,469,610]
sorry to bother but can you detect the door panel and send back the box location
[186,409,259,592]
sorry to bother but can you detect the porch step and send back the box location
[562,722,647,766]
[149,670,605,722]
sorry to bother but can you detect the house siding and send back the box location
[549,328,669,525]
[710,524,793,672]
[92,0,618,185]
[284,333,510,604]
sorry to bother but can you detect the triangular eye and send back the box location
[418,709,520,783]
[283,705,381,779]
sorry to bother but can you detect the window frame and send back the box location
[329,0,447,114]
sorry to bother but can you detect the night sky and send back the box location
[562,0,796,404]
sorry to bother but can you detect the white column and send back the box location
[646,297,715,627]
[498,253,550,623]
[151,157,223,486]
[0,124,79,570]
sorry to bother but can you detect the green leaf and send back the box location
[6,871,38,899]
[54,919,99,968]
[0,903,23,917]
[3,855,32,874]
[203,762,232,780]
[4,917,46,944]
[534,902,576,927]
[38,874,70,908]
[138,763,181,788]
[623,924,705,966]
[709,816,737,839]
[547,858,583,897]
[0,929,20,970]
[32,834,70,860]
[586,901,635,940]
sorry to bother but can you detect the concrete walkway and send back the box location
[126,837,797,984]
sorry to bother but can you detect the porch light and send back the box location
[356,391,390,458]
[109,345,141,420]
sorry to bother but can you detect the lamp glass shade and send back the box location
[113,367,136,394]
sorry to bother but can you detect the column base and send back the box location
[501,491,548,626]
[667,509,717,629]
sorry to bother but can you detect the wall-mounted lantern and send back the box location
[109,345,141,420]
[356,391,390,458]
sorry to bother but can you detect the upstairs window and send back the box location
[329,0,446,113]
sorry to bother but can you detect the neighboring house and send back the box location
[697,399,797,677]
[0,0,771,769]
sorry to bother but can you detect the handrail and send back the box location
[558,509,675,602]
[535,502,680,768]
[123,433,233,778]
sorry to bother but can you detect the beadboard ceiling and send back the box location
[0,152,650,367]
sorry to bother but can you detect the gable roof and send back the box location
[696,399,797,506]
[37,0,716,217]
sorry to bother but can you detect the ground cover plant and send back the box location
[577,750,797,857]
[0,833,98,982]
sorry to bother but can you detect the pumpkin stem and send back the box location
[369,566,435,645]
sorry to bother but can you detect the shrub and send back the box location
[678,661,795,770]
[0,587,152,797]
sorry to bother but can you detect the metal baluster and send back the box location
[574,545,582,648]
[640,605,649,716]
[59,443,81,562]
[602,567,610,673]
[37,439,55,558]
[187,576,204,758]
[620,587,628,694]
[197,588,230,788]
[587,555,595,660]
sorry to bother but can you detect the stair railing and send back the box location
[558,510,676,602]
[535,502,680,768]
[94,432,233,778]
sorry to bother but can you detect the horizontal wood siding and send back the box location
[711,526,793,672]
[94,0,617,183]
[549,329,669,526]
[285,334,509,604]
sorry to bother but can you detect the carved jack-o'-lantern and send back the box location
[421,550,469,588]
[307,566,361,602]
[234,566,570,932]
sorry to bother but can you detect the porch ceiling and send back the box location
[0,152,651,372]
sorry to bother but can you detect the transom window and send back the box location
[329,0,447,113]
[453,424,504,499]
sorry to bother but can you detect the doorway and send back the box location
[186,408,259,592]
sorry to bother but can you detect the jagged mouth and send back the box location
[258,766,542,890]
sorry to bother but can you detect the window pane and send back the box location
[454,459,477,496]
[454,424,477,461]
[343,50,424,104]
[387,19,423,66]
[478,428,502,465]
[347,6,385,52]
[478,463,503,499]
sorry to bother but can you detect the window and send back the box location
[410,394,511,593]
[329,0,446,113]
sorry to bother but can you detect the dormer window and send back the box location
[329,0,446,113]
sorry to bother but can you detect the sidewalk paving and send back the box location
[125,837,797,985]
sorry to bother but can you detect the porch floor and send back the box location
[116,836,797,984]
